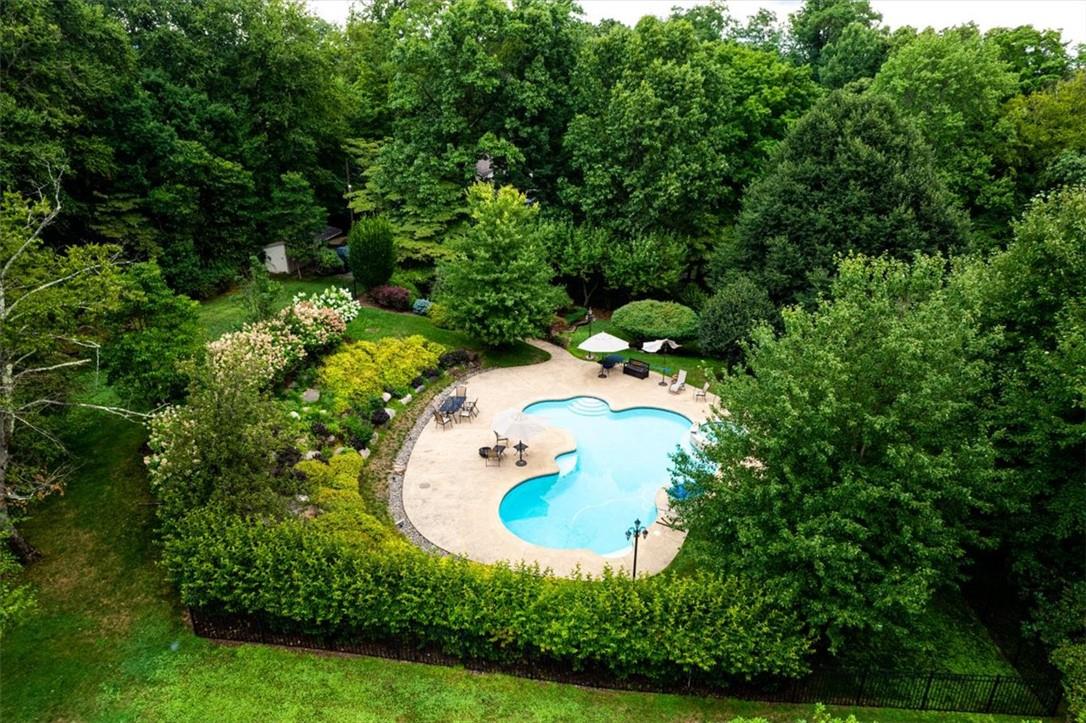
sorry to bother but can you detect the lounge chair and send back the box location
[693,382,708,402]
[669,369,687,394]
[433,409,454,429]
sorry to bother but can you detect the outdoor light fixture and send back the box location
[626,518,649,580]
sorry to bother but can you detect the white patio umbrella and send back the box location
[492,408,548,466]
[577,331,629,355]
[641,339,682,353]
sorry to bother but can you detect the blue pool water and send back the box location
[498,397,693,555]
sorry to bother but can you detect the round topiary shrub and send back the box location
[611,300,699,341]
[698,275,776,360]
[411,298,432,316]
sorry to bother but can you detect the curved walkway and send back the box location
[400,341,715,577]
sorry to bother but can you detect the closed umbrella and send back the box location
[492,408,547,466]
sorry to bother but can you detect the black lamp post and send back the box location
[626,518,649,580]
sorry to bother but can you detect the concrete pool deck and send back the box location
[400,340,715,577]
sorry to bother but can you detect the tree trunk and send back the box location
[5,527,39,563]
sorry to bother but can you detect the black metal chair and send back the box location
[433,409,454,430]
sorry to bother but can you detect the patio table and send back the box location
[440,395,467,414]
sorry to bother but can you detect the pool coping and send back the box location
[393,340,716,578]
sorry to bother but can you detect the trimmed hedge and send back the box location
[164,509,812,682]
[612,300,699,341]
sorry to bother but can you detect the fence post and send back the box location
[920,672,934,709]
[854,670,868,706]
[984,676,1002,713]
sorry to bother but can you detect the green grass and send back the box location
[346,306,549,368]
[196,276,346,339]
[0,287,1038,722]
[567,319,727,388]
[197,275,550,367]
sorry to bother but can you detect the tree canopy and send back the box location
[733,87,968,305]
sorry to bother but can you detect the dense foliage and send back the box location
[7,0,1086,702]
[673,255,995,648]
[733,88,968,305]
[164,507,812,681]
[698,276,776,360]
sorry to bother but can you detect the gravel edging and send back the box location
[388,367,485,555]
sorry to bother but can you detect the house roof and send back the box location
[315,225,344,243]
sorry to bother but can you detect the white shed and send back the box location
[262,242,291,274]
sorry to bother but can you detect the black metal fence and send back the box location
[189,608,1064,717]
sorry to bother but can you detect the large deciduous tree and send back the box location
[561,16,819,238]
[672,254,995,648]
[437,184,562,346]
[787,0,881,68]
[976,186,1086,614]
[871,27,1019,232]
[734,87,967,305]
[362,0,582,239]
[100,263,202,409]
[0,182,138,560]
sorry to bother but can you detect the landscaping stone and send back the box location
[303,450,321,460]
[360,448,370,459]
[384,407,396,419]
[381,392,392,402]
[333,447,348,456]
[400,393,412,404]
[302,388,320,403]
[415,385,425,393]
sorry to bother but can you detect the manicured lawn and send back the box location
[197,276,346,339]
[197,275,550,367]
[0,291,1037,722]
[346,306,549,368]
[567,320,727,388]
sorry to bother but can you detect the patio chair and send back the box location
[693,382,709,402]
[467,399,480,418]
[494,430,510,447]
[669,369,687,394]
[459,402,474,422]
[433,409,454,430]
[483,445,505,467]
[455,385,468,398]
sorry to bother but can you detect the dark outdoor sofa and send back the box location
[622,359,650,379]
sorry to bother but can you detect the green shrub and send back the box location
[428,302,451,329]
[164,509,812,682]
[1052,641,1086,722]
[611,300,699,341]
[562,306,588,325]
[698,276,776,360]
[318,336,445,413]
[348,216,396,289]
[316,248,344,275]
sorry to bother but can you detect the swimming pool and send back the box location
[498,397,693,555]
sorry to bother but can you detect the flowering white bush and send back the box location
[283,301,345,351]
[293,286,360,323]
[207,317,306,384]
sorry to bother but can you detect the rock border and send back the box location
[388,367,484,555]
